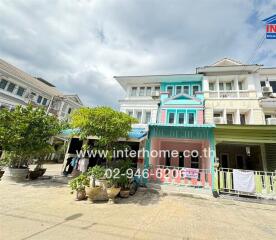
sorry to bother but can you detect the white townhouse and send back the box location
[114,75,161,128]
[197,58,276,125]
[0,58,83,121]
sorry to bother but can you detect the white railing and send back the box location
[209,90,250,99]
[218,168,276,199]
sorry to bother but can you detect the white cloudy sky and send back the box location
[0,0,276,108]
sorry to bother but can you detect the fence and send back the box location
[218,168,276,198]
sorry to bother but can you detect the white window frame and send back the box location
[166,85,174,97]
[175,85,182,95]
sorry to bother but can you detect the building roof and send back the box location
[0,58,62,96]
[114,74,203,90]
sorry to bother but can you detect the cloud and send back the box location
[0,0,276,108]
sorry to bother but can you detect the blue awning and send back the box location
[60,127,148,140]
[128,128,148,139]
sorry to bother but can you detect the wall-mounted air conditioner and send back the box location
[151,91,160,97]
[213,117,224,124]
[266,118,276,125]
[262,86,273,93]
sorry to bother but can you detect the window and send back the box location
[167,86,173,97]
[0,79,8,89]
[16,87,25,97]
[7,82,16,93]
[183,86,189,95]
[209,82,215,91]
[178,113,185,124]
[136,111,142,123]
[269,81,276,93]
[139,87,145,96]
[176,86,182,95]
[131,87,137,96]
[42,98,48,106]
[265,114,271,120]
[191,156,199,168]
[260,81,266,87]
[192,86,199,96]
[238,82,243,90]
[154,86,160,93]
[127,111,133,117]
[219,83,224,91]
[168,112,175,124]
[68,108,72,114]
[226,82,232,91]
[37,96,42,104]
[240,114,246,125]
[146,87,151,96]
[226,113,233,124]
[188,113,195,124]
[145,112,151,123]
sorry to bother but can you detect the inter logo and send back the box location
[263,14,276,39]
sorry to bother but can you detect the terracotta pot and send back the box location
[119,189,130,198]
[76,189,87,201]
[28,170,41,180]
[86,186,102,202]
[38,168,46,177]
[0,170,4,179]
[107,187,121,203]
[2,167,29,182]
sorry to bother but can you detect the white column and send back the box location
[216,76,219,98]
[234,75,239,98]
[223,109,227,124]
[235,109,240,124]
[141,109,145,124]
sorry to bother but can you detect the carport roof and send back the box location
[215,125,276,144]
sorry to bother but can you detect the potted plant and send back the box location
[29,145,54,180]
[106,177,121,204]
[87,165,108,201]
[118,174,131,198]
[115,159,133,198]
[0,105,61,182]
[87,165,106,186]
[69,173,90,201]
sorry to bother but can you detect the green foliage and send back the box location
[87,165,106,179]
[69,173,89,193]
[115,159,133,174]
[70,106,138,160]
[0,105,61,167]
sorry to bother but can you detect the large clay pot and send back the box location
[86,186,102,203]
[2,167,29,182]
[93,179,108,201]
[107,187,121,204]
[76,189,87,201]
[119,189,130,198]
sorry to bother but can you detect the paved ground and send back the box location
[1,165,276,240]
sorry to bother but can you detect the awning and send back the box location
[215,125,276,144]
[58,127,148,141]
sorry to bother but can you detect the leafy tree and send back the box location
[0,105,61,167]
[70,106,137,161]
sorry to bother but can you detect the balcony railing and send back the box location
[208,90,250,99]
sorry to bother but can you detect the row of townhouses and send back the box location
[114,58,276,179]
[0,58,83,121]
[61,58,276,197]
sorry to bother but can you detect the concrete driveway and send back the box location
[0,172,276,239]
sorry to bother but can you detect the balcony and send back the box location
[208,90,251,99]
[266,118,276,125]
